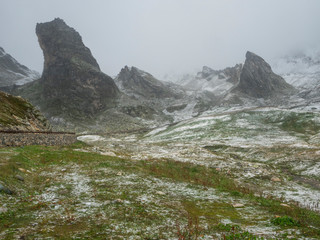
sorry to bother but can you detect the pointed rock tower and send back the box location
[233,51,295,98]
[35,18,119,117]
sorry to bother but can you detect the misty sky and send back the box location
[1,0,320,79]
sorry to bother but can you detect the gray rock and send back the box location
[15,175,24,181]
[13,18,120,120]
[232,203,245,208]
[36,18,120,116]
[0,183,13,195]
[113,199,124,204]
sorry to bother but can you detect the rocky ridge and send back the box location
[182,64,242,97]
[114,66,196,125]
[0,47,39,87]
[115,66,182,99]
[2,18,309,133]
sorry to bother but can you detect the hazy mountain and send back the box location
[114,65,202,123]
[182,64,242,97]
[3,18,316,133]
[115,66,183,99]
[0,47,39,87]
[273,50,320,104]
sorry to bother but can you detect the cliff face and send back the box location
[233,51,295,98]
[34,18,119,117]
[36,18,100,73]
[0,91,51,131]
[0,47,39,87]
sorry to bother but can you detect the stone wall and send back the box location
[0,132,77,147]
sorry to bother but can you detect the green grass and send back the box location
[1,142,320,238]
[0,91,37,126]
[271,216,300,227]
[146,110,320,144]
[264,111,320,135]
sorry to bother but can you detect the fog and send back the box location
[1,0,320,78]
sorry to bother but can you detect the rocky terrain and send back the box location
[0,47,39,87]
[0,90,50,131]
[1,106,319,238]
[2,18,306,134]
[80,106,320,211]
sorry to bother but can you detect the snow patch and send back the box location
[78,135,106,142]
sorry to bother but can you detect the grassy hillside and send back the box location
[0,91,50,131]
[1,142,320,239]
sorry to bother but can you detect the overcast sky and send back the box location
[1,0,320,78]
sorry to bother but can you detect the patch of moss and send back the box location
[271,216,300,227]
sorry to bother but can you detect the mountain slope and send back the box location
[183,64,242,96]
[115,66,183,99]
[0,91,51,131]
[114,66,198,122]
[0,47,39,87]
[273,51,320,104]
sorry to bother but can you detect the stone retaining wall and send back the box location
[0,132,77,147]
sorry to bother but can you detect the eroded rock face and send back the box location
[0,91,51,131]
[35,18,119,117]
[234,51,295,98]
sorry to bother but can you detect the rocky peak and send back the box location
[233,51,295,98]
[199,66,215,79]
[118,66,152,81]
[36,18,100,72]
[31,18,119,117]
[245,51,265,62]
[115,66,180,99]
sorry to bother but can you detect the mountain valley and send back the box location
[1,17,320,239]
